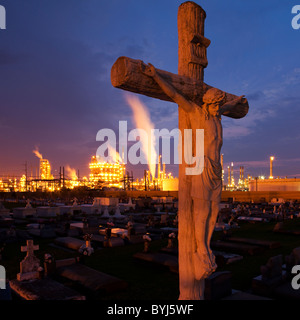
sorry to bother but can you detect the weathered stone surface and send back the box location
[226,237,281,249]
[111,1,249,300]
[211,240,264,256]
[133,252,178,273]
[10,278,85,300]
[17,240,41,281]
[56,264,128,294]
[204,271,232,300]
[54,237,85,251]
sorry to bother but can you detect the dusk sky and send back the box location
[0,0,300,180]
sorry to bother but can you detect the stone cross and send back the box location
[18,240,41,281]
[21,240,39,257]
[111,1,249,300]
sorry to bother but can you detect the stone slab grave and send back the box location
[211,240,264,256]
[27,224,56,239]
[225,237,281,249]
[99,227,127,238]
[160,247,243,266]
[237,216,269,223]
[36,206,60,218]
[9,278,85,300]
[273,222,300,235]
[269,247,300,300]
[212,251,243,267]
[252,255,286,297]
[55,261,128,295]
[13,207,36,219]
[204,271,232,300]
[133,251,179,273]
[89,234,105,247]
[54,237,85,251]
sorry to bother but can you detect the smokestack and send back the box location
[158,155,161,180]
[144,170,147,191]
[270,156,275,179]
[163,162,166,179]
[228,166,231,186]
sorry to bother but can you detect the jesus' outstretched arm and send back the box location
[140,62,195,113]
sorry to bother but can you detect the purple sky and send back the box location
[0,0,300,180]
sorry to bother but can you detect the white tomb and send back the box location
[36,206,60,217]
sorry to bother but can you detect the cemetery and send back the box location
[1,196,300,300]
[1,1,300,305]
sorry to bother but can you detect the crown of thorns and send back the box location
[203,88,226,104]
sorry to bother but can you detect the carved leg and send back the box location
[192,198,214,280]
[206,201,220,272]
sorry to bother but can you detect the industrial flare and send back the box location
[125,94,157,180]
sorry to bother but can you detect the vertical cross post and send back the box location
[177,2,209,300]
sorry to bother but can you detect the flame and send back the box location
[65,165,78,180]
[33,147,43,159]
[125,94,156,179]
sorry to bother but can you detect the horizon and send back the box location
[0,0,300,181]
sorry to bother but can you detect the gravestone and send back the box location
[36,206,59,218]
[102,206,111,218]
[114,205,124,219]
[17,240,41,281]
[252,255,285,297]
[13,201,36,218]
[285,247,300,279]
[204,271,232,300]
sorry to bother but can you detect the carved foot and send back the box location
[208,249,218,272]
[193,251,214,281]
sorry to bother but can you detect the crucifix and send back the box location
[111,1,249,300]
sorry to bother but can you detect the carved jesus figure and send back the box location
[141,62,245,279]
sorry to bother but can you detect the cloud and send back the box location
[246,91,265,101]
[223,108,275,139]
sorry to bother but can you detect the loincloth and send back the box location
[191,156,222,201]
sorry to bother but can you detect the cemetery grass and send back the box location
[2,219,300,300]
